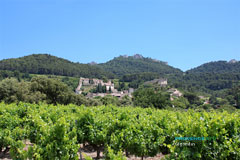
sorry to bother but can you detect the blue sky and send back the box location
[0,0,239,71]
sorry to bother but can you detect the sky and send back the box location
[0,0,239,71]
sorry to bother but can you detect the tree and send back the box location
[97,84,103,93]
[108,86,112,93]
[133,88,170,109]
[102,76,108,83]
[0,54,112,79]
[228,85,240,108]
[100,95,120,106]
[0,78,46,104]
[13,71,20,81]
[235,92,240,109]
[226,95,235,105]
[171,97,189,109]
[209,95,218,105]
[119,95,133,106]
[102,85,107,93]
[183,92,201,106]
[0,78,21,103]
[30,76,73,105]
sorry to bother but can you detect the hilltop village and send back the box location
[75,77,134,98]
[75,77,183,100]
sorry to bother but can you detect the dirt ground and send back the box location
[79,144,165,160]
[0,142,165,160]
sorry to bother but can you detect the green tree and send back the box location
[100,95,120,106]
[183,92,201,106]
[102,76,108,83]
[30,76,74,105]
[97,83,103,93]
[133,88,170,109]
[235,93,240,109]
[171,97,189,109]
[0,78,46,104]
[119,95,133,106]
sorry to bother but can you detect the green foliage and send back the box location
[0,54,112,78]
[183,92,201,106]
[119,72,161,89]
[1,54,240,100]
[236,93,240,109]
[95,83,106,93]
[100,95,120,106]
[0,77,89,106]
[1,70,80,92]
[119,95,133,106]
[61,76,79,91]
[171,61,240,94]
[0,70,32,81]
[99,55,182,77]
[232,86,240,109]
[187,60,240,74]
[105,147,126,160]
[120,72,160,82]
[133,87,170,109]
[0,103,240,160]
[31,76,70,104]
[215,105,237,113]
[171,97,189,109]
[89,98,103,106]
[117,82,129,91]
[1,54,240,102]
[30,117,79,160]
[226,85,240,109]
[82,153,93,160]
[194,104,214,112]
[102,76,108,83]
[179,73,240,92]
[0,78,46,104]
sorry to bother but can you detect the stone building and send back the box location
[75,77,133,98]
[167,88,183,101]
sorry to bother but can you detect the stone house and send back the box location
[167,88,183,100]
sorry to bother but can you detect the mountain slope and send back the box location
[175,60,240,92]
[98,54,183,77]
[187,60,240,74]
[0,54,112,78]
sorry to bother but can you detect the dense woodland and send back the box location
[187,60,240,74]
[99,55,182,77]
[0,54,112,79]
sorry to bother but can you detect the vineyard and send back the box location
[0,102,240,160]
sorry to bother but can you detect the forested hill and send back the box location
[0,54,112,78]
[175,60,240,92]
[1,54,239,93]
[98,54,183,77]
[186,60,240,74]
[0,54,183,79]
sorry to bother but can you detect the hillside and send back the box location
[0,54,112,78]
[1,54,240,94]
[186,60,240,74]
[0,54,182,79]
[174,60,240,93]
[98,54,183,77]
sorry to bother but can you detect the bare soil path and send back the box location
[0,143,165,160]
